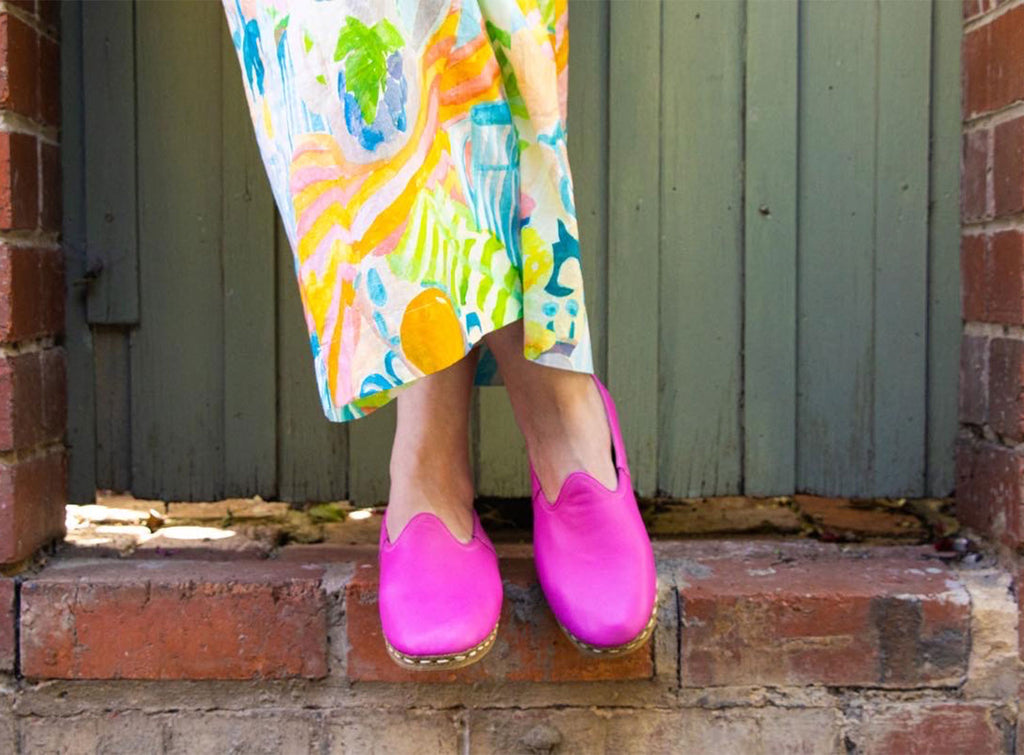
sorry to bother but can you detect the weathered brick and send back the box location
[964,4,1024,117]
[0,578,13,672]
[0,245,65,341]
[0,445,65,565]
[962,129,989,222]
[993,116,1024,218]
[987,4,1024,113]
[0,347,66,451]
[960,231,1024,327]
[39,140,59,230]
[130,525,271,560]
[164,711,323,754]
[38,34,58,127]
[19,712,165,755]
[345,557,655,683]
[19,560,328,679]
[0,704,14,755]
[1020,567,1024,666]
[988,229,1024,325]
[848,704,1012,755]
[961,233,986,322]
[960,569,1018,700]
[792,495,927,540]
[38,1,60,35]
[7,1,35,18]
[0,132,37,230]
[325,710,461,754]
[679,557,969,687]
[40,346,65,438]
[0,13,38,119]
[960,334,989,425]
[278,542,377,562]
[956,438,1024,549]
[963,17,987,119]
[963,0,983,21]
[1020,684,1024,755]
[645,496,803,537]
[165,498,290,520]
[988,338,1024,440]
[468,707,841,754]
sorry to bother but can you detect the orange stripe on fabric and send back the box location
[441,57,501,108]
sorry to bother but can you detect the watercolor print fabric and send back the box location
[221,0,593,422]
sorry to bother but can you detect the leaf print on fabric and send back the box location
[334,16,405,127]
[387,186,521,335]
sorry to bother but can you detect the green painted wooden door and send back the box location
[63,0,961,505]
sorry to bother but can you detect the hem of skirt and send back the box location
[314,312,594,424]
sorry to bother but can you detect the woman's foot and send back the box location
[379,345,503,670]
[378,507,503,669]
[481,320,617,501]
[528,374,658,655]
[386,347,479,544]
[483,319,657,656]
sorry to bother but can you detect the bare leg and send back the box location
[386,347,479,544]
[482,319,616,502]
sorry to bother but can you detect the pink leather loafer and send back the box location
[530,374,658,656]
[378,508,503,670]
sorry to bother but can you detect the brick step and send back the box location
[0,540,987,686]
[1,539,1019,753]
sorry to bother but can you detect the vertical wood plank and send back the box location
[221,26,278,498]
[925,0,962,497]
[567,0,609,376]
[797,0,878,495]
[873,0,932,495]
[131,0,225,499]
[82,0,138,325]
[742,0,798,496]
[61,0,98,503]
[93,327,131,492]
[275,216,349,503]
[659,0,744,497]
[607,0,660,497]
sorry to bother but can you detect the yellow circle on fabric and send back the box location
[400,287,465,374]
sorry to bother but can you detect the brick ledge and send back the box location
[0,539,1009,689]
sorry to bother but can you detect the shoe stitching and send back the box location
[384,621,499,668]
[557,599,658,656]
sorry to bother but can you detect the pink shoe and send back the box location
[378,509,503,670]
[530,374,658,656]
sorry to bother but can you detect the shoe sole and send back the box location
[555,598,659,657]
[383,621,499,671]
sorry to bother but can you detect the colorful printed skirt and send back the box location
[221,0,592,422]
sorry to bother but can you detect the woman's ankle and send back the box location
[516,376,617,501]
[386,453,476,542]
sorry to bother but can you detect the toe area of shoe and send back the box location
[379,563,503,658]
[556,576,657,648]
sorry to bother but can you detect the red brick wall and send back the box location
[0,0,65,568]
[958,0,1024,555]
